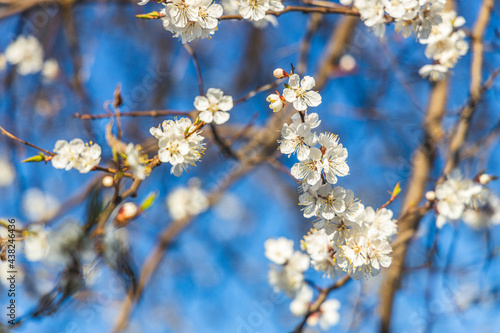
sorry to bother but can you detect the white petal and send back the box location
[198,110,214,123]
[288,74,300,89]
[218,96,233,111]
[213,111,230,125]
[301,76,315,90]
[194,96,210,111]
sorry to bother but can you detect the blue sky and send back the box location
[1,1,500,332]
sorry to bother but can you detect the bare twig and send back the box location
[0,125,55,156]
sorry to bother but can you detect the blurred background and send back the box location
[0,0,500,332]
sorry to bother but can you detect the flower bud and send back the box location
[339,54,356,72]
[102,175,114,187]
[479,173,496,185]
[115,202,139,226]
[425,191,436,201]
[273,68,289,79]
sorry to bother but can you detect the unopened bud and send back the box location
[479,173,496,185]
[425,191,436,201]
[102,176,114,187]
[115,202,139,226]
[339,54,357,72]
[273,68,289,79]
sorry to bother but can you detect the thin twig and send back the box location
[0,125,55,156]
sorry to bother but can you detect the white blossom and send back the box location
[302,228,344,278]
[435,170,483,228]
[0,158,15,187]
[42,59,59,80]
[5,35,44,75]
[265,237,294,265]
[239,0,269,21]
[167,179,209,220]
[125,143,149,180]
[161,0,223,43]
[194,88,233,125]
[51,138,101,174]
[21,188,60,222]
[150,118,205,176]
[279,123,317,161]
[266,93,284,113]
[317,185,347,220]
[319,133,349,184]
[306,299,341,330]
[283,74,322,111]
[290,284,313,316]
[268,250,309,297]
[418,64,448,81]
[291,147,323,186]
[360,206,397,239]
[23,225,50,262]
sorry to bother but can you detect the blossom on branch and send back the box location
[150,118,205,176]
[194,88,233,125]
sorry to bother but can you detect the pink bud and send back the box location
[273,68,289,79]
[116,202,139,225]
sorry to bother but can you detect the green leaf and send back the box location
[136,11,162,19]
[140,192,158,211]
[22,154,45,163]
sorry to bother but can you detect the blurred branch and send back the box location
[293,275,351,333]
[378,77,448,333]
[443,0,495,175]
[73,110,194,119]
[219,5,360,21]
[315,16,358,90]
[297,13,323,75]
[111,161,255,333]
[0,125,56,156]
[183,44,204,97]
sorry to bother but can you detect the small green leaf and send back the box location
[140,192,158,211]
[392,182,401,197]
[136,11,162,19]
[22,154,45,163]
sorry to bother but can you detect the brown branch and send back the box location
[293,275,351,333]
[297,13,323,75]
[378,78,448,333]
[73,110,194,119]
[443,0,495,176]
[379,1,495,331]
[183,43,204,96]
[0,125,56,156]
[315,15,358,90]
[219,5,360,21]
[111,162,254,333]
[234,80,283,105]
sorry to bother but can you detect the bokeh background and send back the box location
[1,0,500,332]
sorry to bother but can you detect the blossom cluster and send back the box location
[220,0,279,28]
[140,0,223,43]
[264,70,397,330]
[150,118,205,176]
[341,0,468,81]
[238,0,284,22]
[0,35,59,79]
[431,170,500,229]
[418,10,468,81]
[51,139,102,174]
